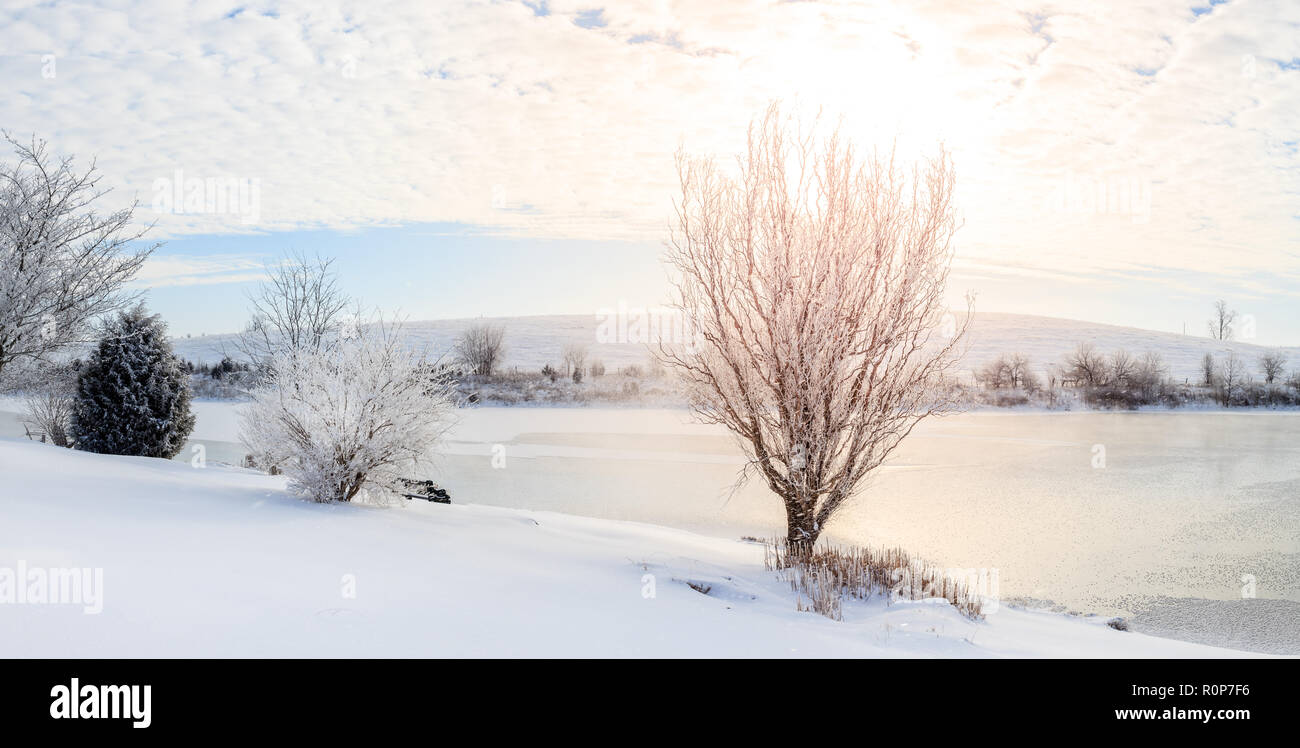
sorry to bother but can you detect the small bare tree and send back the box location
[1217,353,1247,406]
[659,104,969,554]
[976,356,1012,389]
[0,135,155,382]
[1208,299,1237,341]
[1259,351,1286,385]
[1132,351,1167,397]
[562,343,588,379]
[454,322,506,376]
[1007,353,1035,390]
[1201,352,1217,387]
[1108,349,1135,387]
[1064,342,1107,386]
[235,251,349,369]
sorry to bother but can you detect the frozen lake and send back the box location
[5,399,1298,653]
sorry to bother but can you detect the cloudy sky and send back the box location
[2,0,1298,342]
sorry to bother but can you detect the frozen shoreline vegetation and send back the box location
[0,437,1268,658]
[160,311,1300,410]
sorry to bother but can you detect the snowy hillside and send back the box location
[0,438,1264,657]
[169,312,1299,383]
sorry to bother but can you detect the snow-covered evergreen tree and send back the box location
[71,306,195,458]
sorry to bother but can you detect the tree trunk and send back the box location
[784,499,820,561]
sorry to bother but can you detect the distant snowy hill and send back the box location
[957,312,1300,383]
[170,312,1300,383]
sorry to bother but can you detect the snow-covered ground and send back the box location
[4,399,1297,653]
[0,437,1266,657]
[168,311,1300,383]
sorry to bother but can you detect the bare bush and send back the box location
[1132,351,1167,397]
[21,389,75,447]
[659,103,968,553]
[240,316,456,503]
[763,539,983,621]
[455,322,506,376]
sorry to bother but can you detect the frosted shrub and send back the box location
[240,319,456,503]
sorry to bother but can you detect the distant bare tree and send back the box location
[1007,353,1035,389]
[455,322,506,376]
[1208,299,1237,341]
[236,251,349,368]
[1259,351,1286,385]
[976,356,1011,389]
[1201,352,1217,387]
[1217,353,1247,405]
[561,343,588,379]
[1064,342,1107,386]
[1109,349,1135,387]
[977,353,1035,390]
[1132,351,1167,396]
[0,134,155,382]
[659,103,969,554]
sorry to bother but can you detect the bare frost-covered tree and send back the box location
[976,354,1030,389]
[454,322,506,376]
[0,135,154,381]
[1216,352,1247,406]
[660,104,969,553]
[1259,351,1286,385]
[1065,342,1107,386]
[1208,299,1237,341]
[235,251,349,368]
[562,343,588,379]
[240,315,456,503]
[1132,351,1167,397]
[1108,349,1135,387]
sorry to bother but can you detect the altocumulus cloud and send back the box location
[0,0,1295,293]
